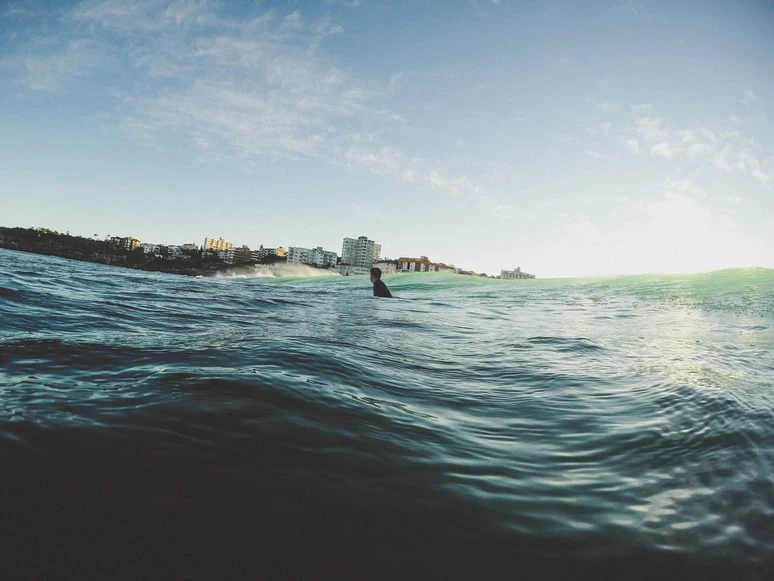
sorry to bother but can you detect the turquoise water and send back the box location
[1,248,773,579]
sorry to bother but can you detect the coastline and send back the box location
[0,227,230,278]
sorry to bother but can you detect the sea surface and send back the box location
[1,248,773,580]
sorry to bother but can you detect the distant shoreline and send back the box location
[1,226,543,279]
[0,227,237,277]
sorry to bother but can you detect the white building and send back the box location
[397,256,454,273]
[287,246,338,268]
[338,265,372,276]
[499,266,535,279]
[340,236,381,270]
[372,260,398,275]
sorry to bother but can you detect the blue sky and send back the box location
[1,0,772,277]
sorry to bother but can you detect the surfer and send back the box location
[370,267,392,298]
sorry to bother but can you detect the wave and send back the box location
[214,262,338,278]
[2,248,774,578]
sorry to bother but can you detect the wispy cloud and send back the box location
[623,137,641,154]
[354,204,398,222]
[325,0,362,7]
[663,178,705,198]
[623,113,771,188]
[343,146,487,203]
[586,122,612,137]
[631,103,652,114]
[3,0,485,205]
[627,0,643,18]
[585,96,614,111]
[635,178,711,225]
[584,149,606,160]
[614,0,648,19]
[3,37,103,92]
[741,89,758,106]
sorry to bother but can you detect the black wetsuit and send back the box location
[373,279,392,298]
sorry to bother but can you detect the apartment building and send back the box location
[225,245,253,265]
[252,245,287,262]
[397,256,454,273]
[110,236,141,251]
[341,236,381,269]
[372,260,398,275]
[499,266,535,279]
[203,237,234,252]
[287,246,338,268]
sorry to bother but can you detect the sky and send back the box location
[1,0,773,277]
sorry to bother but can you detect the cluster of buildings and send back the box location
[109,233,534,278]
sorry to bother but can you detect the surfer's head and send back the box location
[370,267,382,283]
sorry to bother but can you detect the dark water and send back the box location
[2,248,773,579]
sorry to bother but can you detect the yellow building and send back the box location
[203,237,235,252]
[111,236,141,251]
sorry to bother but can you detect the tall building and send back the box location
[203,237,234,252]
[340,236,381,269]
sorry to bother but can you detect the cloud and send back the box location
[631,103,652,114]
[585,96,613,111]
[325,0,361,7]
[634,116,667,142]
[737,152,770,187]
[650,142,675,158]
[342,146,487,203]
[354,204,398,222]
[623,138,641,154]
[635,181,712,228]
[282,11,303,29]
[627,0,643,18]
[3,0,491,206]
[664,178,705,198]
[3,37,103,92]
[741,90,758,106]
[584,149,606,160]
[344,146,405,177]
[585,122,612,137]
[612,0,648,19]
[623,113,771,188]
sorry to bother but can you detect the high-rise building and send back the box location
[340,236,381,270]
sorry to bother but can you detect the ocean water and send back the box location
[1,248,773,580]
